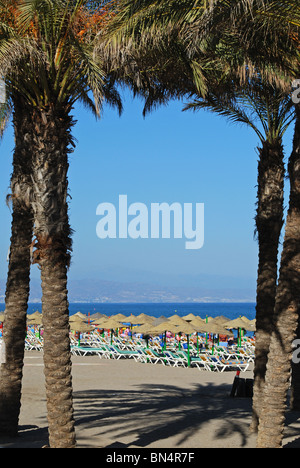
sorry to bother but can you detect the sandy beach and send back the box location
[0,351,299,449]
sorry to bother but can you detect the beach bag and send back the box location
[230,374,253,398]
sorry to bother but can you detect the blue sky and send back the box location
[0,88,294,292]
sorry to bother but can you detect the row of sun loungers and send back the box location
[69,333,253,372]
[24,329,254,372]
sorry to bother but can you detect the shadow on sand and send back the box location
[73,381,254,448]
[0,380,255,448]
[1,381,300,447]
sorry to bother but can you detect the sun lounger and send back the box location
[204,356,250,372]
[102,345,140,360]
[25,331,43,351]
[163,351,187,367]
[71,345,110,358]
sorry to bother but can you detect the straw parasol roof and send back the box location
[90,312,106,320]
[146,321,177,335]
[112,313,129,322]
[28,311,42,318]
[173,321,203,335]
[69,314,85,323]
[225,317,253,330]
[167,315,188,326]
[191,320,234,336]
[99,318,125,329]
[69,321,93,333]
[27,315,43,326]
[0,312,5,322]
[181,313,197,322]
[168,314,183,322]
[206,316,215,322]
[211,315,230,324]
[151,316,168,326]
[240,316,252,323]
[73,312,87,320]
[121,314,146,325]
[135,313,155,321]
[134,323,157,335]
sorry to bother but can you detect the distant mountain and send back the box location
[0,276,255,304]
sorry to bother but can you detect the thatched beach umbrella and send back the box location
[73,311,87,320]
[168,314,186,325]
[28,311,42,318]
[90,312,106,321]
[111,313,128,321]
[27,315,43,326]
[69,314,85,323]
[98,318,126,344]
[69,321,93,333]
[135,313,155,322]
[182,313,198,322]
[225,317,250,329]
[134,323,155,335]
[100,318,125,329]
[191,319,234,347]
[121,314,144,325]
[225,317,253,346]
[211,316,230,324]
[249,319,256,330]
[174,321,207,366]
[151,316,168,326]
[200,322,234,336]
[69,319,93,345]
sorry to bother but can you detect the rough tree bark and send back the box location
[0,95,33,436]
[251,140,285,432]
[257,105,300,448]
[30,103,76,448]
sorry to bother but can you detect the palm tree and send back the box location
[184,78,295,432]
[0,93,35,437]
[256,103,300,448]
[105,0,300,446]
[0,0,122,447]
[215,0,300,447]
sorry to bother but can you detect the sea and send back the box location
[26,302,256,321]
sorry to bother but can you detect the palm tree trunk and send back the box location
[30,104,76,448]
[257,105,300,448]
[0,96,33,436]
[250,140,285,432]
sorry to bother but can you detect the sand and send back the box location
[0,351,300,448]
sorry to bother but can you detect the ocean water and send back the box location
[26,302,256,321]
